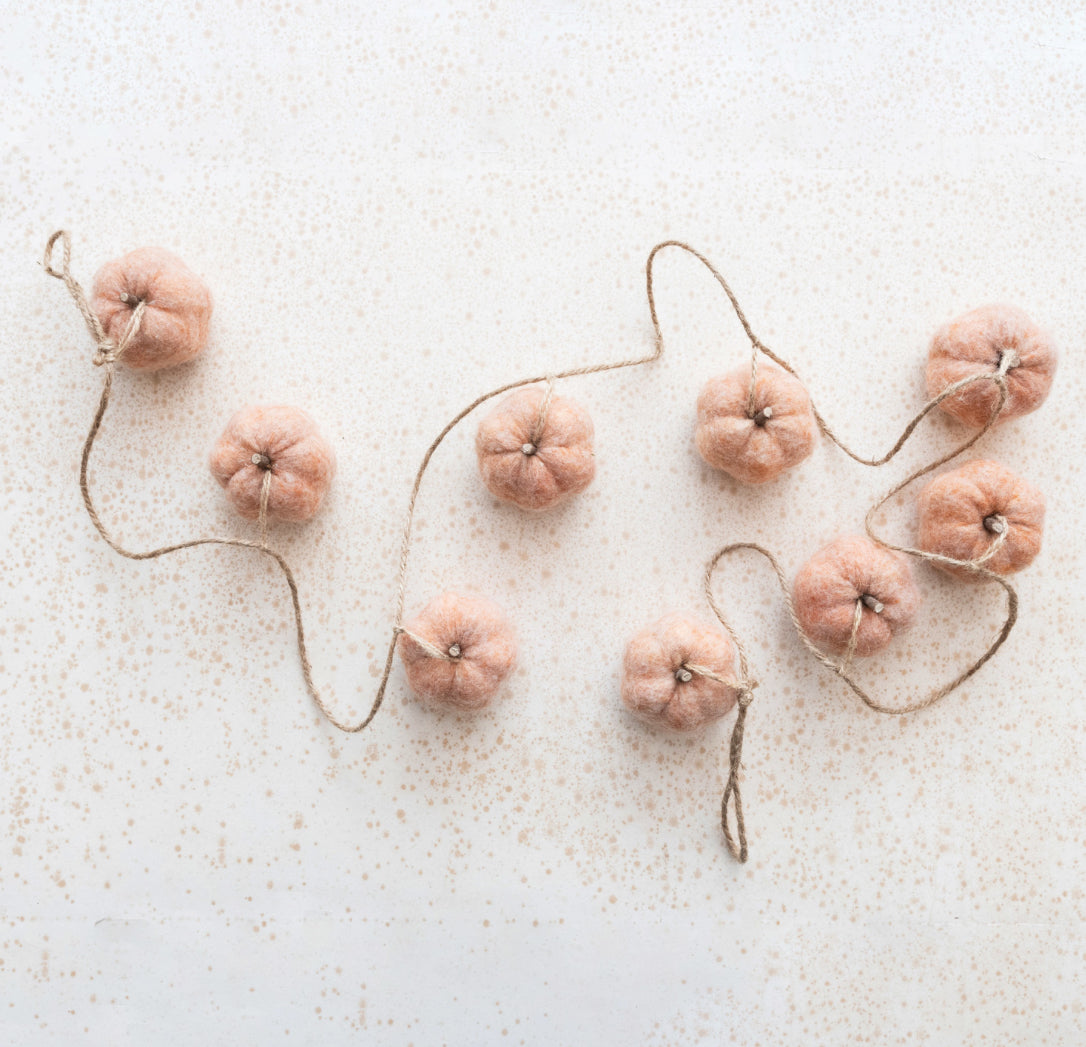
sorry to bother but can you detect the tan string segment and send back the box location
[45,230,663,735]
[646,239,1024,860]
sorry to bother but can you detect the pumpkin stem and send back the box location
[983,514,1006,535]
[251,452,273,470]
[861,593,884,614]
[751,406,773,426]
[675,667,693,683]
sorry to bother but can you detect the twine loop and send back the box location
[43,229,143,367]
[684,658,758,863]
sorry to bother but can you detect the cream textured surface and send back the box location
[2,2,1084,1043]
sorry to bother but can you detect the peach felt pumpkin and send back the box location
[621,614,739,732]
[398,592,518,710]
[475,385,595,510]
[209,405,335,522]
[926,304,1058,428]
[792,535,921,658]
[917,459,1045,581]
[695,362,818,483]
[89,247,213,371]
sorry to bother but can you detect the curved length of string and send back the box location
[45,230,662,734]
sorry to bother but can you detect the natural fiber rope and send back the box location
[646,239,1025,862]
[45,230,663,735]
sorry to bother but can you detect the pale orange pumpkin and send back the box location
[475,385,595,510]
[917,459,1045,581]
[209,405,335,522]
[792,535,921,658]
[89,247,213,371]
[926,304,1058,428]
[398,592,517,710]
[621,614,738,732]
[695,362,818,483]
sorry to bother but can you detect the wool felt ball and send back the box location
[793,535,921,658]
[926,304,1058,428]
[89,247,213,371]
[398,591,518,710]
[695,363,818,484]
[475,386,596,510]
[621,614,739,732]
[209,405,336,522]
[917,459,1045,581]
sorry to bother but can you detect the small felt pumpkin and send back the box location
[209,405,335,522]
[926,304,1058,428]
[89,247,213,371]
[398,591,517,710]
[621,614,738,732]
[793,535,921,658]
[695,362,818,483]
[475,385,595,510]
[917,459,1045,581]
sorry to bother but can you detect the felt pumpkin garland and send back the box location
[45,229,1055,869]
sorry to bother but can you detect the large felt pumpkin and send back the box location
[476,385,595,510]
[926,304,1057,428]
[209,405,335,522]
[917,459,1045,581]
[621,614,739,732]
[90,247,213,371]
[695,362,818,483]
[793,535,921,658]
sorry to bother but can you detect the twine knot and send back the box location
[736,680,757,708]
[92,341,120,367]
[43,229,144,369]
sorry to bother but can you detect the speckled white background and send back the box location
[1,1,1084,1043]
